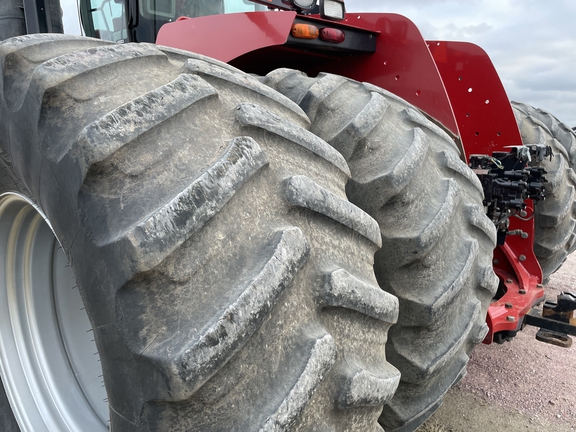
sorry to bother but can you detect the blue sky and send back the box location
[61,0,575,126]
[346,0,576,127]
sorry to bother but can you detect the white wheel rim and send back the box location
[0,193,109,431]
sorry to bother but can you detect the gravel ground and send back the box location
[419,252,576,432]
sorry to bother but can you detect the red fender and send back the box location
[156,12,297,63]
[157,12,460,136]
[311,13,460,137]
[428,41,524,158]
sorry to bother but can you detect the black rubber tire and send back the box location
[512,102,576,284]
[0,34,401,431]
[512,102,576,170]
[264,70,499,432]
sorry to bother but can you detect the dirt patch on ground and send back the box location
[419,253,576,432]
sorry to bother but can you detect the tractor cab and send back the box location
[79,0,343,44]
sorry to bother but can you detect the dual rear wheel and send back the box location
[5,34,557,432]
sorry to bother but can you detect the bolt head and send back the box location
[505,303,513,309]
[519,254,527,262]
[519,289,527,295]
[506,315,516,322]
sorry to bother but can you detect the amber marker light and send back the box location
[291,23,320,39]
[320,27,345,43]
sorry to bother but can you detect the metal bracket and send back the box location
[22,0,55,34]
[524,292,576,348]
[535,330,572,348]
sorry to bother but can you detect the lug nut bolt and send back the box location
[506,316,516,322]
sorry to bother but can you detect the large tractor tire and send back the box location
[0,34,401,431]
[264,70,499,431]
[512,102,576,283]
[513,102,576,170]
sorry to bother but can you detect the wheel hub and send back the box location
[0,194,108,431]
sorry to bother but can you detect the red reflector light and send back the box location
[320,28,346,43]
[291,24,320,40]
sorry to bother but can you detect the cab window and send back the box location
[82,0,128,42]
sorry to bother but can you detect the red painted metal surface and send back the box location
[486,243,544,343]
[156,12,460,136]
[502,202,542,282]
[316,13,459,136]
[156,12,296,63]
[484,202,544,344]
[428,41,523,159]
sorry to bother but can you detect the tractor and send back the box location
[0,0,575,431]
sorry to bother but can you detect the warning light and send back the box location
[291,23,320,39]
[320,28,345,43]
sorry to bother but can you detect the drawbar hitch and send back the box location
[524,292,576,348]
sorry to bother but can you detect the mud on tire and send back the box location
[512,102,576,283]
[0,35,401,431]
[264,70,499,431]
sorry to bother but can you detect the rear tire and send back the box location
[0,35,400,431]
[264,69,498,431]
[512,102,576,170]
[512,102,576,283]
